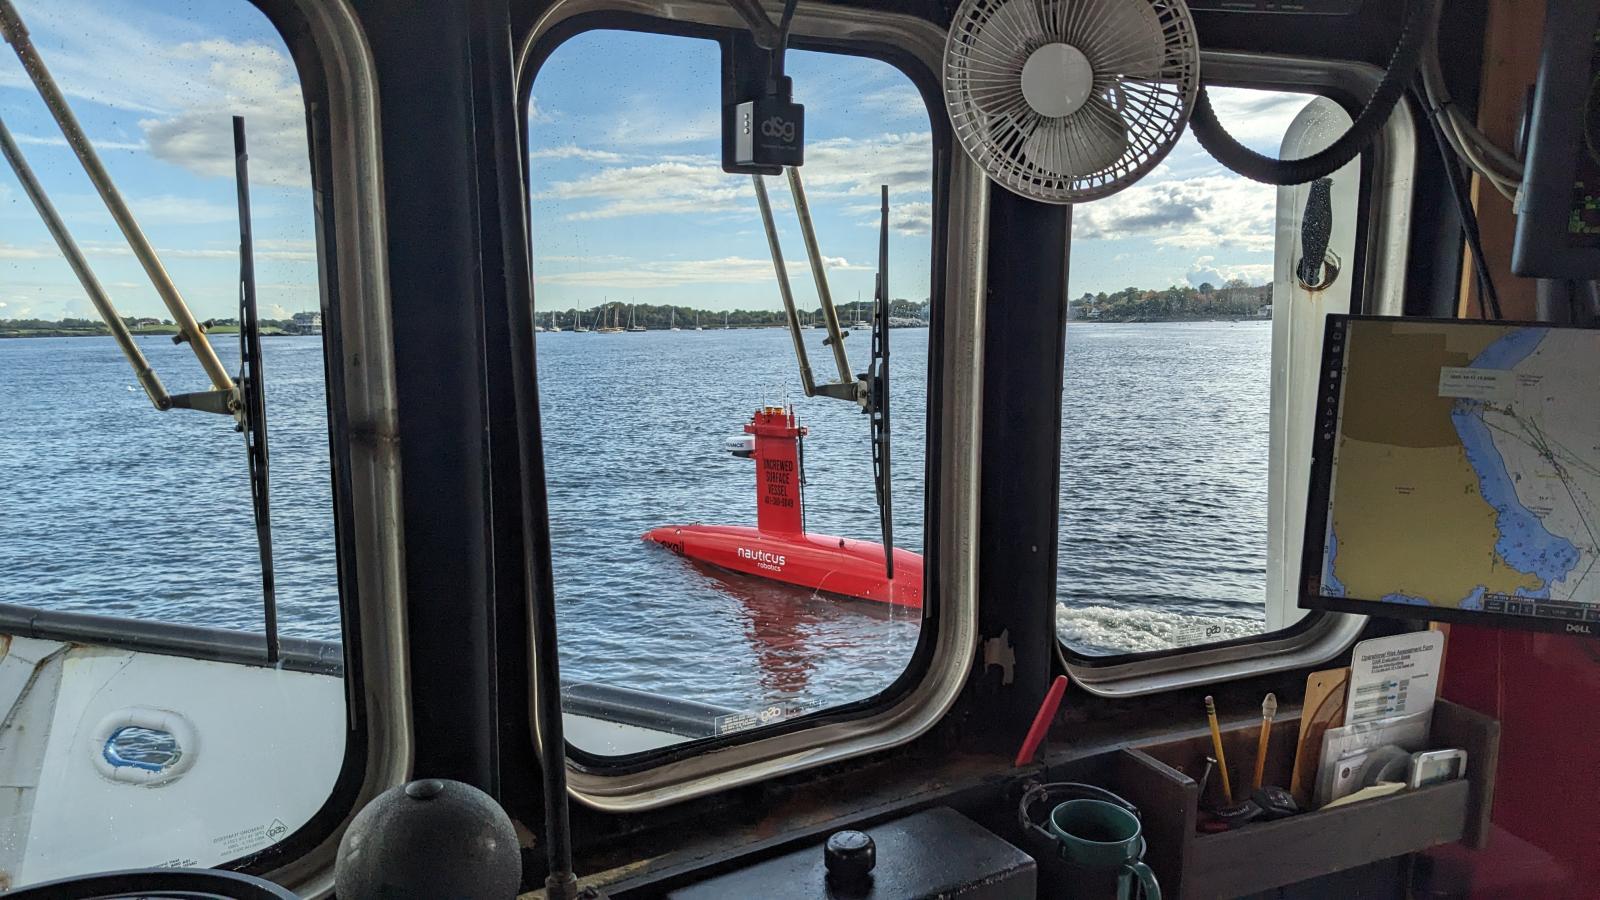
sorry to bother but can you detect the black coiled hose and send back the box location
[1188,0,1439,185]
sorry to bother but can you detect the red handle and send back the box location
[1014,675,1069,767]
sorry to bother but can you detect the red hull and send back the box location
[644,524,923,608]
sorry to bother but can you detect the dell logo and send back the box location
[1565,623,1593,635]
[761,116,796,142]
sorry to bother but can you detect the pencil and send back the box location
[1253,692,1278,792]
[1205,695,1233,805]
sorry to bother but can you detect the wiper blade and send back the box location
[869,185,893,581]
[234,117,278,664]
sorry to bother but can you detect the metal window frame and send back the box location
[248,0,413,893]
[1062,53,1416,698]
[516,0,987,812]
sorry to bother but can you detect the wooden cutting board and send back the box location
[1290,666,1350,806]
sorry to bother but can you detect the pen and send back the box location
[1253,692,1277,792]
[1205,695,1233,805]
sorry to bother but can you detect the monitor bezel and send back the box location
[1512,2,1600,279]
[1299,314,1600,638]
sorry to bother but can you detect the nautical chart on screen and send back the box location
[1309,318,1600,631]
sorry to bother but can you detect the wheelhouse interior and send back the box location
[0,0,1596,897]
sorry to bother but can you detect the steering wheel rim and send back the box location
[1,868,299,900]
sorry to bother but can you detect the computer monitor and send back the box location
[1300,316,1600,636]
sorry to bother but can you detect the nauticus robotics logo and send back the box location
[761,116,797,143]
[738,546,786,571]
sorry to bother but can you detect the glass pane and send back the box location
[0,0,345,884]
[528,32,933,754]
[1057,87,1334,656]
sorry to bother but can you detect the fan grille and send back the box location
[944,0,1200,204]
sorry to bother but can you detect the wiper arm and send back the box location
[1,0,236,409]
[752,171,897,579]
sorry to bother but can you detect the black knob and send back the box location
[824,830,876,887]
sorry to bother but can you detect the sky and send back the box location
[2,0,1314,322]
[1,0,316,323]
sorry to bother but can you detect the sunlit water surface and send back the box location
[0,321,1271,717]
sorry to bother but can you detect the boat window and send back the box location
[528,29,934,756]
[0,0,348,887]
[1058,85,1361,659]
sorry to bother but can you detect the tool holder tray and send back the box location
[1088,700,1499,899]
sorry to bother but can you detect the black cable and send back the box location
[1189,0,1438,186]
[1414,83,1504,320]
[768,0,801,92]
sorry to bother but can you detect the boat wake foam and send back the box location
[1055,603,1262,656]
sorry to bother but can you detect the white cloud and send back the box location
[124,194,241,225]
[1186,256,1272,288]
[536,254,865,289]
[1203,89,1318,152]
[11,132,145,152]
[0,0,214,115]
[603,107,718,146]
[75,238,315,262]
[857,85,931,123]
[534,133,934,227]
[529,145,626,163]
[0,243,52,260]
[539,157,747,221]
[1073,173,1277,252]
[801,132,932,201]
[139,39,311,188]
[1,1,312,188]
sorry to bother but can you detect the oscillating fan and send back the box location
[944,0,1200,203]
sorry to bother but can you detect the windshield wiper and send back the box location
[2,0,280,661]
[868,186,893,580]
[234,117,278,664]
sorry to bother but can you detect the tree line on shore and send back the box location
[538,299,930,329]
[1071,280,1273,322]
[4,300,934,337]
[0,316,306,338]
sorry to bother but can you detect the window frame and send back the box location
[215,0,413,890]
[517,0,987,812]
[0,0,409,889]
[1059,51,1417,696]
[522,22,942,776]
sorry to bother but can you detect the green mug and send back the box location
[1048,799,1161,900]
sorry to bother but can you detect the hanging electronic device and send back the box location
[724,0,805,169]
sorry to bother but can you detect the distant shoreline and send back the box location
[1,318,1268,339]
[1069,316,1271,324]
[0,326,277,339]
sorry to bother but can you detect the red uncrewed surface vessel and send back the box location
[644,406,922,608]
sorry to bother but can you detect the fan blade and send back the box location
[1050,95,1129,176]
[1069,0,1167,80]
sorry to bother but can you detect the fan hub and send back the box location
[1020,43,1094,119]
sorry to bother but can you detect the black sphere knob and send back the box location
[336,778,521,900]
[824,830,876,887]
